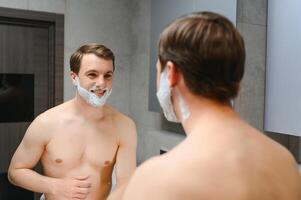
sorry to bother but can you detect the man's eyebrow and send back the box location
[85,69,98,74]
[105,70,114,74]
[85,70,114,74]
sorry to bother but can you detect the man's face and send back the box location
[73,53,114,97]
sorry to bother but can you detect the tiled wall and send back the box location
[0,0,65,14]
[235,0,267,131]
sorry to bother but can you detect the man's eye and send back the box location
[104,74,112,79]
[88,74,96,77]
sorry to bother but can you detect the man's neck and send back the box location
[73,93,107,121]
[181,96,237,136]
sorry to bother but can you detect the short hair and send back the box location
[70,43,115,74]
[158,11,245,103]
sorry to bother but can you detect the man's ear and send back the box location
[70,71,77,85]
[166,61,180,87]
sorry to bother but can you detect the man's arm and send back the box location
[8,115,57,193]
[8,115,91,199]
[107,117,137,200]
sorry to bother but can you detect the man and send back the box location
[122,12,301,200]
[8,43,137,200]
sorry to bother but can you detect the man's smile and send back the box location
[90,89,106,97]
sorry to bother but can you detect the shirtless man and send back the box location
[8,43,137,200]
[123,12,301,200]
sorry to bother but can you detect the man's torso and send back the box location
[39,102,122,200]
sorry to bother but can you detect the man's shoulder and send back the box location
[124,149,255,200]
[106,105,135,127]
[123,154,210,200]
[123,156,172,199]
[237,121,298,170]
[33,101,71,126]
[23,103,67,140]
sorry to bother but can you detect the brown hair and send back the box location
[158,11,245,103]
[70,43,115,74]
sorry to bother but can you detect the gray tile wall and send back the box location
[0,0,28,10]
[234,0,267,130]
[0,0,65,13]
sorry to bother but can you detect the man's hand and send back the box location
[52,175,92,199]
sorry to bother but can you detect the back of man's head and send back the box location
[158,11,245,103]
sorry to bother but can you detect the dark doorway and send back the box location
[0,7,64,200]
[0,73,34,123]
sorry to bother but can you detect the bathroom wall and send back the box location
[235,0,267,130]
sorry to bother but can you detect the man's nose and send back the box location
[95,76,105,88]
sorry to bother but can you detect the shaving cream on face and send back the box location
[73,77,112,107]
[156,67,190,122]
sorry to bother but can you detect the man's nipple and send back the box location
[55,158,63,163]
[103,160,110,166]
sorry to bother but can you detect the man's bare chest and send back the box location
[42,126,119,170]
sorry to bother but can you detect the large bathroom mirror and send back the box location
[148,0,237,134]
